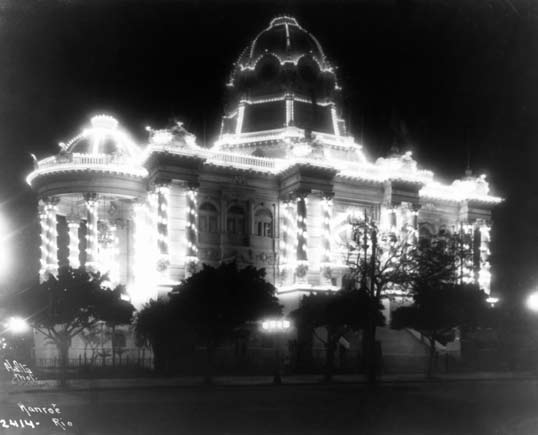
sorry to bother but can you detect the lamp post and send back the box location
[527,292,538,313]
[486,296,500,307]
[261,319,291,384]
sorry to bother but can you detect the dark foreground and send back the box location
[1,380,538,435]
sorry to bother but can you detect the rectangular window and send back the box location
[199,216,208,233]
[209,216,217,233]
[257,222,262,237]
[227,218,235,234]
[237,218,245,234]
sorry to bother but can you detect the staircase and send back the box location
[376,327,429,374]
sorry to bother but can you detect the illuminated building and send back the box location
[27,16,501,316]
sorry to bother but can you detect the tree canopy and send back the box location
[391,234,488,377]
[11,267,133,338]
[392,283,488,335]
[291,289,384,381]
[8,266,134,379]
[292,289,384,333]
[136,262,282,377]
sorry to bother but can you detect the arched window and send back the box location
[199,202,218,233]
[227,205,246,235]
[255,208,273,237]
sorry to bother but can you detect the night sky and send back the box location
[1,0,537,303]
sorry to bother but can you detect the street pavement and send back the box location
[4,371,538,392]
[1,378,538,435]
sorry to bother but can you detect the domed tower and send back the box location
[27,115,147,288]
[216,16,350,158]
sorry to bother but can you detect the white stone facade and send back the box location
[26,17,501,313]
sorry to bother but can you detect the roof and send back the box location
[236,16,330,70]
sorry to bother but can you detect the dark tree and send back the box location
[291,289,383,382]
[136,262,281,381]
[346,217,476,383]
[346,216,417,385]
[392,282,488,377]
[391,230,485,377]
[98,284,135,367]
[8,266,134,384]
[135,298,178,374]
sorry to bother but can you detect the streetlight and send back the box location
[5,316,30,335]
[486,296,500,307]
[527,292,538,312]
[261,318,292,384]
[0,213,7,279]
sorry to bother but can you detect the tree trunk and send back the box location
[364,299,378,387]
[367,227,379,387]
[324,334,337,383]
[204,340,216,385]
[427,335,436,379]
[111,324,116,368]
[57,336,71,388]
[367,322,378,386]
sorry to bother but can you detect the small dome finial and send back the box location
[91,114,119,130]
[269,16,299,28]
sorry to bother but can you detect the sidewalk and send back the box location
[5,371,538,393]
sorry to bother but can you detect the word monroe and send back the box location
[18,402,61,417]
[17,403,73,431]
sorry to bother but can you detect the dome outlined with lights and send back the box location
[236,16,330,71]
[61,114,142,161]
[220,16,346,154]
[26,114,147,187]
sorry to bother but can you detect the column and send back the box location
[155,184,170,275]
[38,197,59,282]
[295,192,308,281]
[84,193,98,272]
[129,196,160,306]
[278,200,295,285]
[285,94,294,127]
[390,207,398,232]
[147,189,159,266]
[478,223,491,295]
[236,101,246,134]
[104,222,120,283]
[409,207,419,245]
[131,199,147,282]
[67,219,81,269]
[459,222,474,284]
[331,103,339,137]
[38,200,48,281]
[185,185,199,277]
[320,194,334,284]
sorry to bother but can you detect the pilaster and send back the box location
[83,193,99,272]
[320,193,334,284]
[155,183,171,277]
[38,196,59,282]
[185,185,199,278]
[67,218,81,269]
[294,191,309,283]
